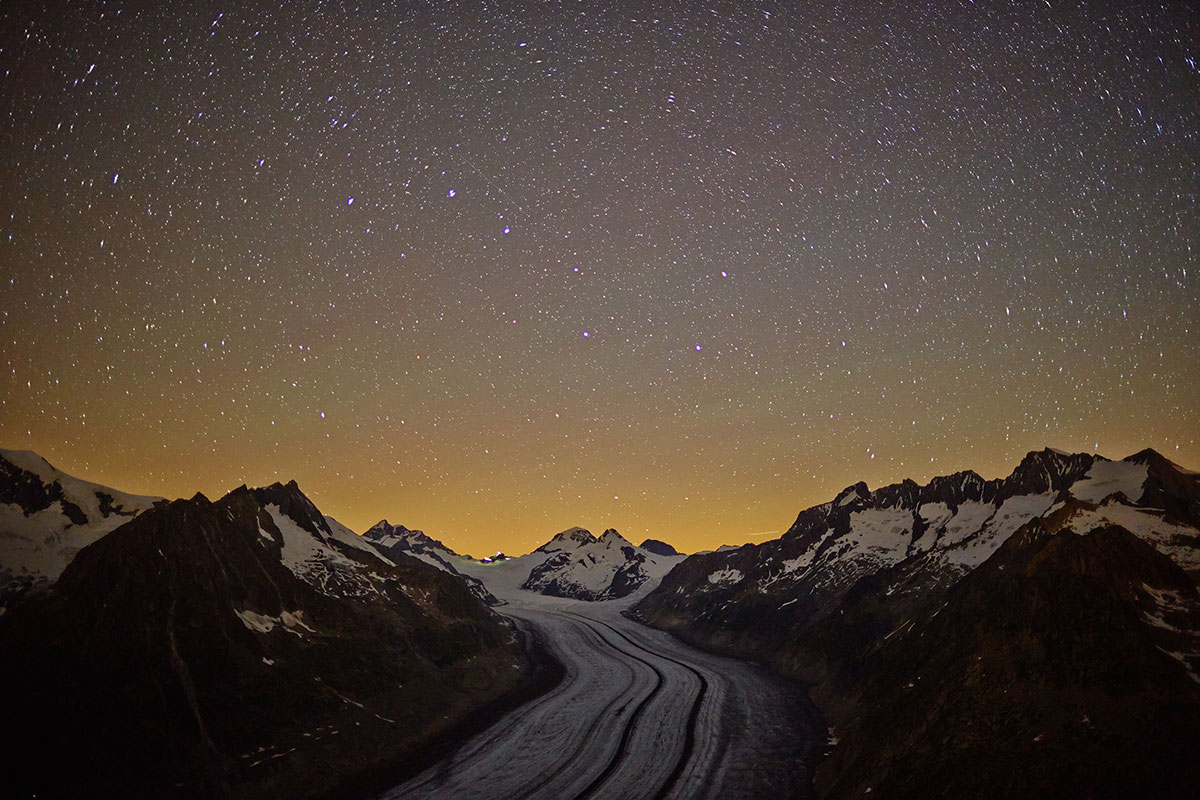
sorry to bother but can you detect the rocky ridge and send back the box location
[634,447,1200,798]
[0,476,533,799]
[362,519,498,604]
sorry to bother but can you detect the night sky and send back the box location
[2,1,1196,556]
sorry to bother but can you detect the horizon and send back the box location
[7,440,1190,557]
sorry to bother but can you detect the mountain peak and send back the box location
[366,519,413,537]
[834,482,870,507]
[523,527,672,600]
[1004,448,1097,497]
[1022,447,1101,468]
[531,526,599,555]
[257,478,307,498]
[362,520,455,555]
[0,450,161,612]
[1123,447,1192,474]
[248,481,329,537]
[639,538,681,556]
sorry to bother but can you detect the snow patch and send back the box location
[236,609,314,637]
[324,515,394,565]
[1065,505,1200,576]
[1140,583,1194,634]
[1071,460,1148,504]
[943,494,1055,568]
[708,568,744,585]
[836,487,865,507]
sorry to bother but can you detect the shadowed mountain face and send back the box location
[639,538,681,557]
[815,522,1200,799]
[362,519,498,605]
[0,480,530,799]
[635,448,1200,799]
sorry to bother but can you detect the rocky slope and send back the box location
[0,448,160,612]
[521,526,684,600]
[635,448,1200,798]
[0,479,533,799]
[637,449,1197,656]
[815,520,1200,798]
[362,519,497,604]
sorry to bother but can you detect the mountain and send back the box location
[636,449,1199,655]
[639,538,681,556]
[0,448,160,613]
[634,448,1200,798]
[518,527,685,601]
[814,520,1200,799]
[0,479,535,799]
[362,519,498,604]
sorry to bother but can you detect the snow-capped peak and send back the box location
[598,528,633,547]
[361,518,496,604]
[1,449,161,612]
[536,526,598,553]
[517,525,685,601]
[835,482,869,508]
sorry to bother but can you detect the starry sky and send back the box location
[1,1,1196,556]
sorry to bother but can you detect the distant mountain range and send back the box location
[634,448,1200,798]
[0,455,538,799]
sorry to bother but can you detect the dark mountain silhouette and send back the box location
[0,479,532,799]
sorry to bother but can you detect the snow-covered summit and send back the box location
[520,526,685,601]
[535,526,598,553]
[597,528,633,547]
[0,448,161,612]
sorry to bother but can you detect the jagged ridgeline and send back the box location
[0,454,533,799]
[634,448,1200,798]
[363,519,499,605]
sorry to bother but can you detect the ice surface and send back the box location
[385,553,815,800]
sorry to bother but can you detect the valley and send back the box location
[2,446,1199,798]
[381,584,821,800]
